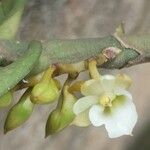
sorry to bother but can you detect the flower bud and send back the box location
[4,88,34,133]
[31,67,59,104]
[45,86,76,137]
[31,80,59,104]
[0,91,12,108]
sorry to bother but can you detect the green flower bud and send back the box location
[31,79,59,104]
[4,88,34,134]
[45,86,76,137]
[31,67,59,104]
[0,91,12,108]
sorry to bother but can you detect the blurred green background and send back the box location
[0,0,150,150]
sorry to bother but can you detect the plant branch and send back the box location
[0,35,150,75]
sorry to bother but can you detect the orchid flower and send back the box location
[73,60,138,138]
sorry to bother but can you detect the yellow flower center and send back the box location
[99,94,112,107]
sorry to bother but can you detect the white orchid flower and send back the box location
[73,73,138,138]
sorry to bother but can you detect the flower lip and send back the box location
[89,93,138,138]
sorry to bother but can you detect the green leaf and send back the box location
[0,91,12,108]
[0,0,28,39]
[0,41,42,97]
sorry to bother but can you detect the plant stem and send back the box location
[0,35,150,75]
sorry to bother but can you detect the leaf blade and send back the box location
[0,41,42,97]
[0,0,27,39]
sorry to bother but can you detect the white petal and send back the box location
[105,97,138,138]
[89,105,106,126]
[73,96,98,115]
[114,88,132,100]
[101,75,116,92]
[72,110,91,127]
[81,79,104,96]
